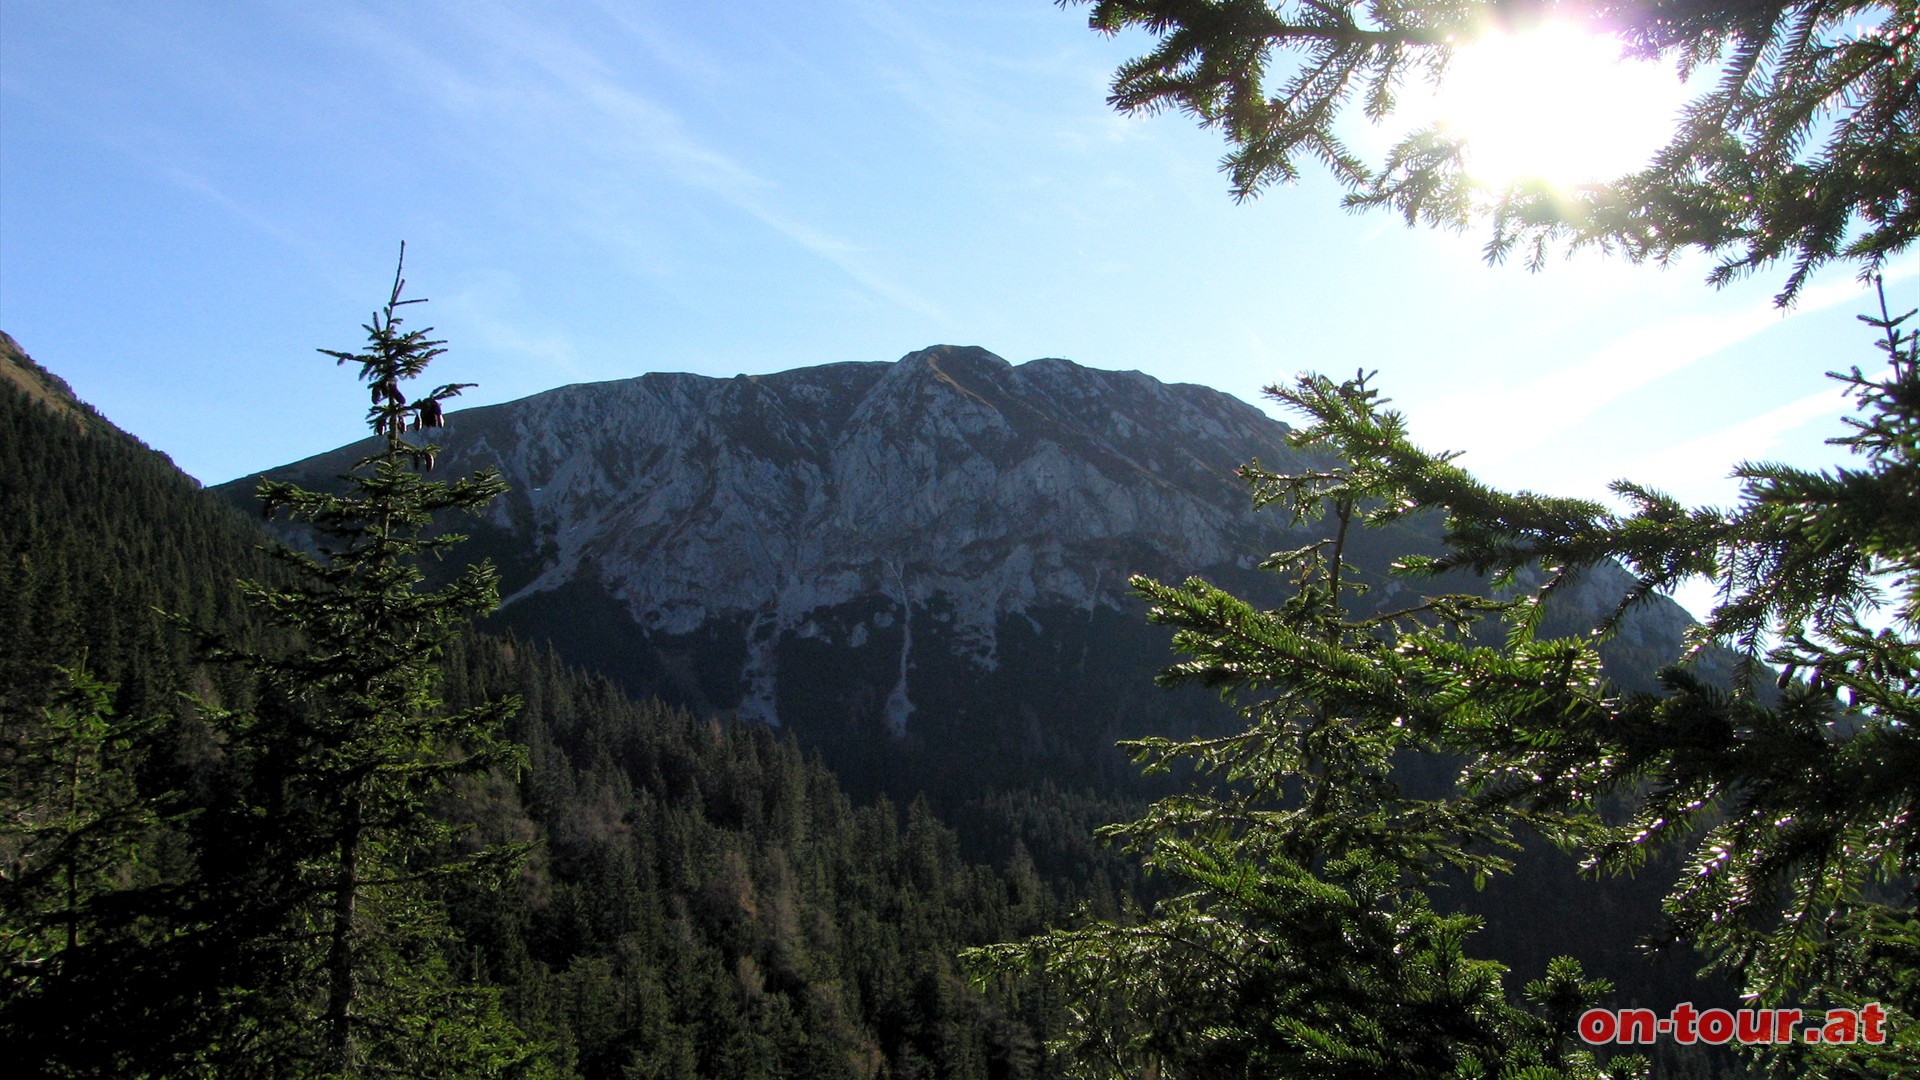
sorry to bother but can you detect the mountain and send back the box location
[224,344,1703,805]
[3,331,91,423]
[1,330,281,731]
[1,333,1076,1079]
[13,328,1736,1072]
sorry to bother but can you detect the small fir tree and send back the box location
[0,662,169,1012]
[967,371,1638,1078]
[192,248,542,1077]
[980,282,1917,1077]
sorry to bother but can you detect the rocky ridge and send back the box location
[228,345,1701,789]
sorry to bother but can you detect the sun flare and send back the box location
[1400,22,1695,187]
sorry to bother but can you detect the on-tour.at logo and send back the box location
[1578,1003,1890,1046]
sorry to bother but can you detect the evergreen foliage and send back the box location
[1353,279,1919,1078]
[434,635,1064,1079]
[1062,0,1918,301]
[979,284,1917,1076]
[175,251,541,1076]
[0,662,174,1033]
[967,371,1641,1078]
[1020,11,1917,1071]
[0,332,280,734]
[1,296,1075,1076]
[0,332,288,1075]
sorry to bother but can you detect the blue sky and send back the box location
[4,1,1914,614]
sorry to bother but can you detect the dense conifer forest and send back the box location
[0,329,1083,1078]
[9,267,1912,1077]
[4,306,1889,1078]
[5,0,1913,1075]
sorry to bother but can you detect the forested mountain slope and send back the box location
[0,334,1072,1077]
[228,345,1707,808]
[5,330,1751,1076]
[0,330,278,732]
[225,343,1744,1033]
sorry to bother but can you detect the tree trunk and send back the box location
[325,791,362,1074]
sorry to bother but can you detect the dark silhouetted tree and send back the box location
[968,370,1640,1077]
[195,248,542,1077]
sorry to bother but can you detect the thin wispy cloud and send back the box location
[1417,269,1907,464]
[321,1,948,323]
[2,48,318,272]
[1671,383,1855,470]
[1612,384,1851,501]
[444,273,588,383]
[580,0,734,89]
[156,165,313,255]
[735,204,953,322]
[851,1,1009,144]
[509,26,953,322]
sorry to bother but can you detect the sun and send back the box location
[1398,22,1695,187]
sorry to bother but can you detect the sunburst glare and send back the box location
[1399,21,1696,187]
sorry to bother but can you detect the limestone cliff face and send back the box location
[229,345,1699,791]
[242,347,1306,728]
[483,348,1287,617]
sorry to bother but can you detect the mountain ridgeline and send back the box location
[0,334,1081,1078]
[5,329,1736,1077]
[224,344,1732,1054]
[226,344,1702,807]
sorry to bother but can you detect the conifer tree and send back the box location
[192,248,544,1077]
[0,662,170,1028]
[986,286,1917,1076]
[967,371,1639,1078]
[1039,8,1916,1071]
[1372,278,1919,1078]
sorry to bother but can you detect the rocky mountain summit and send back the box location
[226,345,1698,797]
[484,345,1305,724]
